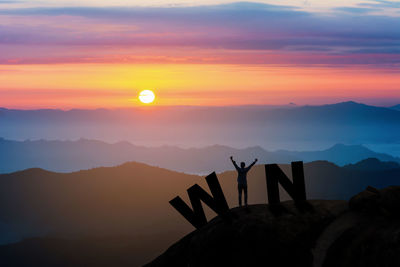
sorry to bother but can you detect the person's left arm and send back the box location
[246,158,258,171]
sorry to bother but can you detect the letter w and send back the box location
[169,172,229,229]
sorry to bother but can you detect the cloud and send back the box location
[0,2,399,65]
[361,0,400,8]
[334,7,376,14]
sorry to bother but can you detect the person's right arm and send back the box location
[246,158,258,171]
[230,156,240,171]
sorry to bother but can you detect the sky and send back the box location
[0,0,400,108]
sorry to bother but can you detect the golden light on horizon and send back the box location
[138,90,156,104]
[2,64,400,109]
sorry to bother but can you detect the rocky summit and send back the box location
[146,186,400,267]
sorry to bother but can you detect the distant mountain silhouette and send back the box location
[277,144,400,166]
[287,101,400,122]
[1,101,399,149]
[0,159,399,265]
[343,158,400,171]
[390,104,400,111]
[1,138,399,174]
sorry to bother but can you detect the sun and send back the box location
[138,90,155,104]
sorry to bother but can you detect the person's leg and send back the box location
[244,185,248,206]
[238,184,242,207]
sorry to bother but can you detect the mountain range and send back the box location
[1,101,400,149]
[1,138,399,174]
[0,159,399,265]
[390,104,400,111]
[1,100,400,265]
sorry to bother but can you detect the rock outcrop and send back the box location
[146,186,400,267]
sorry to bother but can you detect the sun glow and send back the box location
[139,90,156,104]
[2,64,400,109]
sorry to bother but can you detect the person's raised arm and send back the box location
[246,158,258,171]
[230,156,240,171]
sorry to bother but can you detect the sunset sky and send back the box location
[1,0,399,108]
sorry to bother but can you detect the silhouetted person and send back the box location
[230,156,258,207]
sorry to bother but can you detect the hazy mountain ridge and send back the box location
[390,104,400,111]
[1,137,399,174]
[277,144,400,166]
[1,101,399,122]
[343,158,400,171]
[1,101,400,148]
[287,101,400,122]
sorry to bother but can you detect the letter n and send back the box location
[169,172,229,229]
[265,161,307,205]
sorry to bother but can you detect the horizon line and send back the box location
[1,100,400,111]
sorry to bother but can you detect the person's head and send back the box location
[240,162,245,168]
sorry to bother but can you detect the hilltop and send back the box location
[146,186,400,267]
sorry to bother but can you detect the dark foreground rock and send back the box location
[146,186,400,267]
[323,186,400,267]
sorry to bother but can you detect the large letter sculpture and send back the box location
[265,161,307,205]
[170,172,230,229]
